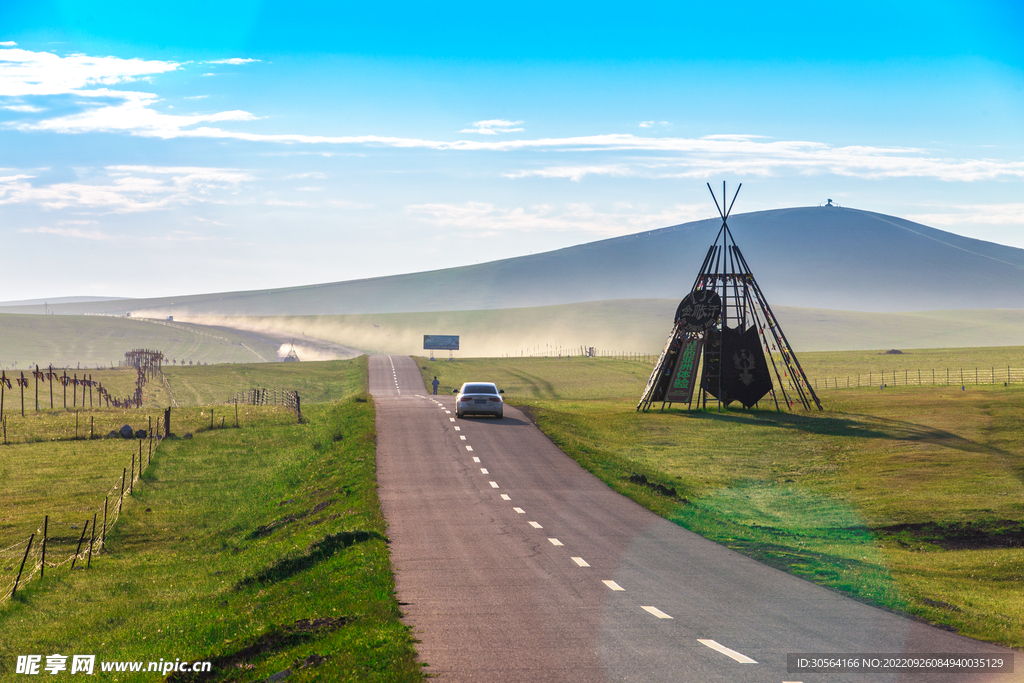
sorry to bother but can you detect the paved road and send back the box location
[373,355,1019,682]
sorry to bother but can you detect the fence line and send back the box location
[231,388,302,422]
[811,367,1024,390]
[1,436,158,606]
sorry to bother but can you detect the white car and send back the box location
[454,382,505,419]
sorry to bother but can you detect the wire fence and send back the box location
[231,388,302,422]
[1,437,157,606]
[811,366,1024,390]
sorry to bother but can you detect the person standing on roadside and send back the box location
[432,376,440,395]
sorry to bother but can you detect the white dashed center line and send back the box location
[480,468,489,474]
[454,426,460,431]
[489,481,499,488]
[548,538,563,546]
[571,557,589,567]
[697,640,757,664]
[445,410,451,414]
[512,507,525,514]
[602,580,624,591]
[641,606,673,619]
[500,494,511,500]
[449,418,455,422]
[460,435,467,440]
[472,456,480,462]
[528,521,543,528]
[466,445,473,452]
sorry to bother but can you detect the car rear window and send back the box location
[463,384,497,395]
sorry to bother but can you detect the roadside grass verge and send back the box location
[1,357,423,682]
[418,355,1024,648]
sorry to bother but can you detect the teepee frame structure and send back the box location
[638,182,822,413]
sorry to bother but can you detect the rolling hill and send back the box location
[2,206,1023,318]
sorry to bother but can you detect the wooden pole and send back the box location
[34,365,39,412]
[70,520,89,570]
[130,452,135,494]
[102,497,108,551]
[119,468,126,512]
[87,513,97,568]
[20,371,25,417]
[11,534,34,598]
[40,516,47,579]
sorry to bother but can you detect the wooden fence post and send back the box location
[87,513,97,569]
[102,497,108,551]
[11,534,34,598]
[70,520,89,570]
[119,468,126,512]
[130,452,135,494]
[40,516,47,579]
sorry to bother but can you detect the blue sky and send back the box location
[1,1,1023,301]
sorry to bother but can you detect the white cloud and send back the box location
[0,165,253,213]
[20,226,113,240]
[205,58,259,65]
[3,46,1023,185]
[4,104,44,112]
[0,47,178,97]
[286,172,326,179]
[0,42,17,47]
[183,95,209,100]
[639,121,654,128]
[460,119,524,135]
[405,201,709,237]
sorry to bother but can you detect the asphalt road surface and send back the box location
[372,355,1019,682]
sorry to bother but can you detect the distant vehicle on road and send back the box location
[454,382,504,419]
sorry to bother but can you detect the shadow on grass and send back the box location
[874,519,1024,550]
[235,530,382,589]
[675,408,1009,457]
[167,616,347,682]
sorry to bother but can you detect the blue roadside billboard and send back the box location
[423,335,460,351]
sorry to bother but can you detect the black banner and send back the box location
[703,326,773,408]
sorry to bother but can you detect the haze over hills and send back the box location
[2,206,1023,318]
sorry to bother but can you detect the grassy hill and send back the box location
[0,314,285,369]
[2,207,1022,318]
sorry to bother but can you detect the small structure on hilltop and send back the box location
[638,183,821,413]
[282,343,300,362]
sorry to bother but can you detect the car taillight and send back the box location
[489,397,501,402]
[460,396,471,401]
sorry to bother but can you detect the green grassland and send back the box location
[0,358,423,682]
[179,302,1024,358]
[162,360,366,407]
[0,313,281,368]
[419,352,1024,648]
